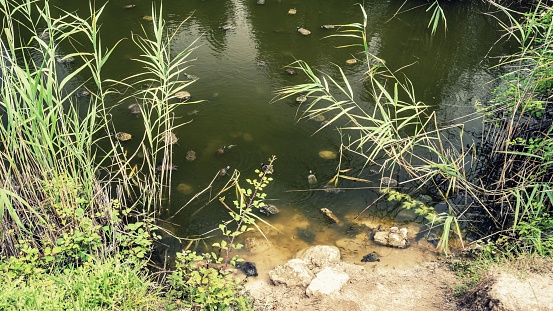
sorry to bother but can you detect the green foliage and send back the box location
[167,251,253,311]
[0,258,164,310]
[516,213,553,256]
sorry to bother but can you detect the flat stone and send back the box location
[268,259,315,287]
[306,267,350,297]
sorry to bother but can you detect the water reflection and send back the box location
[46,0,516,257]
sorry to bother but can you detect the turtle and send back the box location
[156,163,178,172]
[186,150,196,162]
[322,184,341,193]
[321,25,335,30]
[307,170,318,186]
[38,29,50,40]
[184,73,199,81]
[309,114,325,122]
[288,8,297,15]
[75,90,90,98]
[55,55,74,63]
[220,24,235,31]
[115,132,132,141]
[237,262,258,277]
[380,176,398,187]
[285,68,296,75]
[346,58,358,65]
[122,4,136,9]
[361,251,380,262]
[297,27,311,36]
[215,146,226,155]
[219,166,230,176]
[162,131,178,145]
[187,110,200,116]
[296,94,307,104]
[128,103,142,116]
[259,203,279,216]
[261,163,274,174]
[175,91,191,101]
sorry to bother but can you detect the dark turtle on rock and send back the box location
[237,262,258,277]
[361,251,380,262]
[259,203,279,216]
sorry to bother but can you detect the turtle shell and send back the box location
[186,150,196,161]
[175,91,191,100]
[259,203,279,216]
[115,132,132,141]
[162,131,178,145]
[128,103,141,116]
[296,95,307,104]
[361,251,380,262]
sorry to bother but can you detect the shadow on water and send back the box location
[45,0,518,264]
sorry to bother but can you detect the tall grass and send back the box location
[275,4,497,253]
[0,0,197,265]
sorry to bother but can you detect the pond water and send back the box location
[50,0,514,263]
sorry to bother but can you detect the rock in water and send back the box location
[237,262,258,277]
[321,208,341,224]
[318,150,337,159]
[297,27,311,36]
[177,183,193,195]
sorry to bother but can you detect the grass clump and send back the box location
[0,258,164,310]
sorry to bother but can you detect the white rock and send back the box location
[306,267,350,297]
[268,259,315,287]
[296,245,341,272]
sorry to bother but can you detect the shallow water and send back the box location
[48,0,515,260]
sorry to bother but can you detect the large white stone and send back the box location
[296,245,341,272]
[306,267,350,297]
[268,259,315,287]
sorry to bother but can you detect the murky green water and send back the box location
[49,0,514,255]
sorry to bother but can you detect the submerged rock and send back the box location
[318,150,337,159]
[321,208,341,224]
